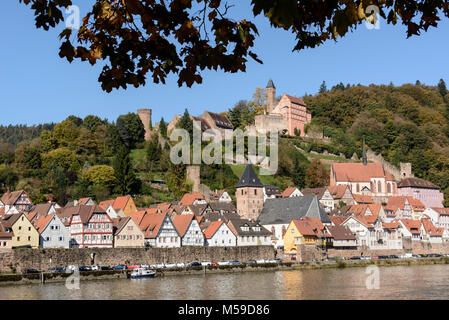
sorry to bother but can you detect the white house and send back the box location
[203,221,236,247]
[281,187,303,198]
[227,219,272,246]
[34,213,71,248]
[173,214,204,246]
[140,212,181,248]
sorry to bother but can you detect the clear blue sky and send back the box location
[1,1,449,126]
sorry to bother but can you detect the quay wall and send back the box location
[0,246,275,273]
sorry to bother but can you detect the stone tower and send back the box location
[400,163,413,179]
[266,79,276,114]
[137,108,152,141]
[235,163,265,221]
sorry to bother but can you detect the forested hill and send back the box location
[303,80,449,201]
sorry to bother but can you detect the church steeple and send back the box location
[362,136,367,166]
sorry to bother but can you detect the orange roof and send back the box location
[180,193,205,206]
[138,213,167,239]
[291,217,325,237]
[112,196,131,210]
[99,200,114,210]
[399,219,422,235]
[388,196,425,212]
[33,213,55,233]
[129,210,148,226]
[328,185,351,199]
[285,94,306,106]
[382,222,399,229]
[353,194,374,204]
[172,214,195,237]
[203,221,224,239]
[282,187,298,198]
[329,216,347,226]
[78,197,92,205]
[421,219,443,236]
[332,162,395,182]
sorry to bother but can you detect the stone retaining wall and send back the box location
[0,246,275,273]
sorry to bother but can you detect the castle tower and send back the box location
[266,79,276,114]
[235,163,264,220]
[187,165,201,193]
[137,108,152,141]
[400,163,413,179]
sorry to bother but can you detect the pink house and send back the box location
[397,177,444,208]
[272,94,311,137]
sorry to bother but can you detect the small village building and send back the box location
[0,221,13,250]
[227,219,271,246]
[0,190,33,215]
[301,187,335,212]
[173,214,204,246]
[325,225,357,249]
[397,177,444,208]
[75,197,96,206]
[398,219,422,241]
[203,221,236,247]
[281,187,303,198]
[69,205,114,248]
[283,217,327,253]
[328,185,355,207]
[352,194,374,205]
[34,213,71,248]
[423,207,449,230]
[138,212,181,248]
[420,218,444,243]
[1,213,39,248]
[98,202,120,219]
[180,192,207,206]
[263,185,281,202]
[210,190,232,203]
[113,216,145,248]
[386,196,426,220]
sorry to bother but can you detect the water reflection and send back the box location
[1,265,449,300]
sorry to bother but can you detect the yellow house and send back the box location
[113,217,145,248]
[1,213,39,248]
[113,196,137,217]
[283,217,324,253]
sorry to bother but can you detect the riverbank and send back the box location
[1,257,449,286]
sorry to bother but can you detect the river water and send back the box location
[0,264,448,300]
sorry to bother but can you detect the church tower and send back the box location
[236,163,265,221]
[266,79,276,114]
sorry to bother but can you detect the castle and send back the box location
[137,108,152,141]
[252,80,312,136]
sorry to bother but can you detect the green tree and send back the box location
[113,146,140,195]
[42,148,81,172]
[53,119,80,148]
[83,115,106,131]
[228,100,256,129]
[82,165,115,188]
[319,81,327,93]
[438,79,447,97]
[159,117,168,139]
[177,109,193,144]
[66,115,83,127]
[116,113,145,149]
[147,133,162,170]
[0,166,19,191]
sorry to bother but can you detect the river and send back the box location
[0,264,448,299]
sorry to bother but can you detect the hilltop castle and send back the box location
[252,79,312,136]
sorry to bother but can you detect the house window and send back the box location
[45,237,50,241]
[59,237,63,241]
[378,181,382,193]
[28,236,31,241]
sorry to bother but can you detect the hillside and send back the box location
[302,81,449,204]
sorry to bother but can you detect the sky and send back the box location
[1,2,449,126]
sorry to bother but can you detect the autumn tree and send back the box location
[21,0,448,91]
[82,165,115,188]
[305,159,329,188]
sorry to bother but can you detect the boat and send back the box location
[129,268,156,279]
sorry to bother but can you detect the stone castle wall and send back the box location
[137,108,152,141]
[0,246,275,273]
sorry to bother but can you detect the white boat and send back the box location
[129,268,156,279]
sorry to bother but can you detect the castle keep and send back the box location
[137,108,152,141]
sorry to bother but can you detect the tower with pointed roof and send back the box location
[235,163,265,220]
[266,79,276,114]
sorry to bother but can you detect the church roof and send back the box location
[236,164,264,188]
[266,79,275,89]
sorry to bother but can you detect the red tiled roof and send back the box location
[139,213,167,239]
[421,219,443,236]
[382,222,399,229]
[34,213,55,233]
[285,94,306,106]
[180,193,204,206]
[203,221,223,239]
[291,217,325,237]
[78,197,92,205]
[112,196,131,210]
[329,215,347,226]
[353,194,374,204]
[99,200,114,211]
[173,214,195,237]
[332,162,395,182]
[388,196,425,212]
[282,187,298,198]
[328,185,351,199]
[399,219,422,235]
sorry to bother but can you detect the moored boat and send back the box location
[129,268,156,279]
